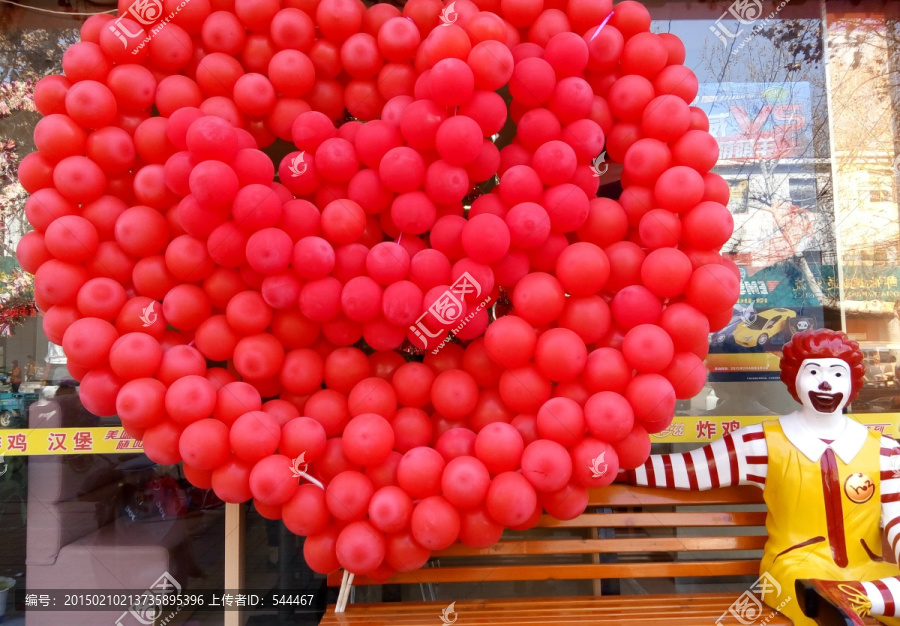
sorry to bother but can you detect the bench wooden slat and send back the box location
[437,534,767,556]
[319,594,794,625]
[328,559,762,586]
[538,511,768,528]
[322,484,782,624]
[588,484,765,506]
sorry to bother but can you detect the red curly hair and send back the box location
[780,329,865,404]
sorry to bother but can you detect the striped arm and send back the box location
[628,424,768,490]
[880,436,900,566]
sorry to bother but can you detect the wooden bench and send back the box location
[319,484,797,625]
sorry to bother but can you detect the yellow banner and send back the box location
[0,427,142,456]
[652,414,900,442]
[2,414,900,455]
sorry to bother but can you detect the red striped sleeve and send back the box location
[885,518,900,557]
[882,470,898,481]
[703,443,720,488]
[684,452,699,491]
[662,455,675,488]
[874,580,896,616]
[646,457,657,486]
[882,448,900,456]
[745,455,768,465]
[744,430,766,441]
[883,493,900,503]
[746,474,766,485]
[724,434,740,486]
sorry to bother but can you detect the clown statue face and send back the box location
[778,329,866,441]
[795,357,853,416]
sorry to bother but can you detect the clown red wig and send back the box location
[780,329,865,404]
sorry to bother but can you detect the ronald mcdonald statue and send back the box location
[626,329,900,625]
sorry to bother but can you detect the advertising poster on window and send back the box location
[693,82,835,381]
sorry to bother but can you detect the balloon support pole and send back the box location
[336,570,354,613]
[297,470,324,489]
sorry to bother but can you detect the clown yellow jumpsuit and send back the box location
[628,416,900,625]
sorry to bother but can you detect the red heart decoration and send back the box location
[18,0,740,579]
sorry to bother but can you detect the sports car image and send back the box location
[733,308,797,347]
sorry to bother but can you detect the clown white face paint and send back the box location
[796,358,852,415]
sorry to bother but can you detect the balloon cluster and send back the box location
[18,0,739,579]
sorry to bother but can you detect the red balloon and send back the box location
[584,391,634,444]
[342,413,395,466]
[681,201,734,250]
[610,285,662,329]
[385,530,430,572]
[117,378,167,431]
[474,422,524,475]
[622,324,675,374]
[686,263,740,314]
[625,373,676,428]
[459,506,504,547]
[248,454,298,506]
[541,482,589,520]
[641,248,693,298]
[284,484,330,536]
[304,527,341,573]
[614,424,652,470]
[411,495,460,550]
[336,520,385,575]
[397,446,445,499]
[368,485,413,534]
[485,471,537,527]
[431,369,479,420]
[534,328,587,382]
[569,437,618,488]
[521,439,572,492]
[230,410,280,462]
[536,397,585,448]
[442,455,491,509]
[180,419,230,471]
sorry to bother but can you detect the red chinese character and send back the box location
[696,420,717,440]
[47,432,67,452]
[73,431,93,451]
[104,429,120,440]
[7,433,27,452]
[116,440,130,450]
[722,420,742,434]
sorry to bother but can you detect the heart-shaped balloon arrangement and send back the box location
[18,0,740,579]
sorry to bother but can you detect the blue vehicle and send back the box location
[0,392,38,428]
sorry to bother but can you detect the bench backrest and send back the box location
[328,484,768,587]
